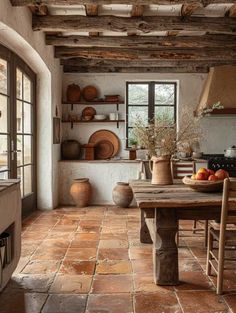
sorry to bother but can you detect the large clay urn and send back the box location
[149,155,173,185]
[70,178,92,208]
[112,182,133,208]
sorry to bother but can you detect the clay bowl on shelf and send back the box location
[182,176,224,192]
[83,115,93,121]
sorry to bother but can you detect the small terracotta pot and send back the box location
[61,140,80,160]
[70,178,92,208]
[112,182,133,208]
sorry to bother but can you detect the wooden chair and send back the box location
[171,160,208,245]
[206,178,236,295]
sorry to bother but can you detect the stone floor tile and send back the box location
[86,294,133,313]
[79,220,102,227]
[13,257,30,275]
[0,289,47,313]
[223,294,236,311]
[177,291,228,313]
[77,225,101,233]
[129,247,152,260]
[56,219,79,226]
[41,294,87,313]
[96,260,132,274]
[9,274,55,292]
[74,233,100,241]
[98,248,129,260]
[132,259,153,275]
[46,231,74,240]
[134,275,174,293]
[190,246,208,258]
[59,260,96,275]
[65,248,97,261]
[70,240,99,248]
[100,233,128,240]
[49,274,92,293]
[31,247,67,260]
[22,231,49,240]
[22,260,61,274]
[209,270,236,294]
[39,238,71,249]
[52,225,78,232]
[91,275,133,293]
[134,292,182,313]
[175,271,214,291]
[99,239,129,249]
[179,259,202,272]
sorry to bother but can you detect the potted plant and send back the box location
[129,137,138,149]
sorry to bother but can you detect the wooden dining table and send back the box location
[130,179,236,286]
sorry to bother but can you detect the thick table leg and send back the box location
[140,209,152,244]
[153,208,179,285]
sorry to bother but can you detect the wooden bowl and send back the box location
[182,176,224,192]
[82,85,98,101]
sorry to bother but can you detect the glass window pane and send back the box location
[17,100,23,133]
[24,135,32,165]
[17,135,23,166]
[128,106,148,127]
[128,84,148,105]
[0,171,9,179]
[23,74,31,102]
[23,102,32,134]
[0,58,8,95]
[16,68,23,100]
[0,95,8,133]
[0,135,8,171]
[155,84,175,105]
[24,165,32,195]
[17,167,23,197]
[155,106,175,123]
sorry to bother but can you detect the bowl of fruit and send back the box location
[182,168,229,192]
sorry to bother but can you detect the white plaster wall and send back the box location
[0,0,62,209]
[63,73,236,155]
[59,161,142,205]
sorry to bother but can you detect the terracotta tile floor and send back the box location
[1,206,236,312]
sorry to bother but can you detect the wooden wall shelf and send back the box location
[62,101,124,110]
[62,119,125,129]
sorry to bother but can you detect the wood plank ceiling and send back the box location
[11,0,236,73]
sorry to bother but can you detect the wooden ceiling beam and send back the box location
[29,4,48,15]
[46,34,236,49]
[11,0,236,6]
[63,65,209,73]
[55,46,236,61]
[32,15,236,34]
[181,2,202,16]
[61,58,236,67]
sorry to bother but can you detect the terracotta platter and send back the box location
[88,130,120,158]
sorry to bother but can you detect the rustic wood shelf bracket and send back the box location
[70,121,73,129]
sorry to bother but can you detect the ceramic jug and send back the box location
[149,155,173,185]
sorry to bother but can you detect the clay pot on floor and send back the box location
[70,178,92,208]
[112,182,133,208]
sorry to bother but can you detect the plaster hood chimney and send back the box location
[196,65,236,115]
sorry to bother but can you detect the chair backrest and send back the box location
[171,161,195,179]
[219,178,236,242]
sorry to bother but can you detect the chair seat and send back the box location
[210,228,236,245]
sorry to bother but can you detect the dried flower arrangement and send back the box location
[132,108,203,158]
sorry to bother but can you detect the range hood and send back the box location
[196,65,236,116]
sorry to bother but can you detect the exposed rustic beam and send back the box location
[61,57,236,68]
[181,2,202,16]
[32,15,236,34]
[131,5,145,17]
[85,4,98,16]
[63,65,209,73]
[46,34,236,49]
[10,0,236,6]
[228,4,236,17]
[55,46,236,61]
[29,4,48,15]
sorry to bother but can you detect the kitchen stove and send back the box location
[202,154,236,177]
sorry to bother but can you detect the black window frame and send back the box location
[126,81,177,148]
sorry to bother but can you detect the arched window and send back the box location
[0,45,36,214]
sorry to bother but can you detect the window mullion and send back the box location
[148,82,155,122]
